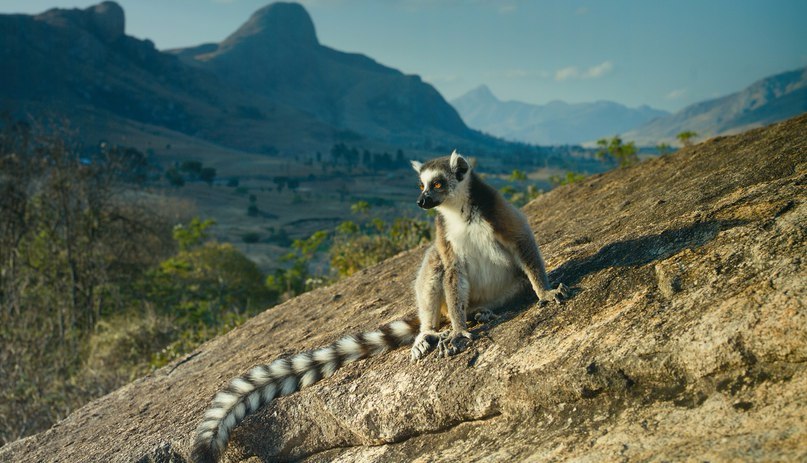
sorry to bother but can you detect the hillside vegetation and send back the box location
[0,122,281,444]
[0,119,441,444]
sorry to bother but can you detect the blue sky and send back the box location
[4,0,806,111]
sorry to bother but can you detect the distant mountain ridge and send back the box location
[0,1,488,154]
[451,85,668,146]
[170,2,478,147]
[0,1,335,154]
[622,66,807,146]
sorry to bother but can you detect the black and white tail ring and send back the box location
[190,316,419,463]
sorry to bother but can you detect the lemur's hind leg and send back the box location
[411,246,445,361]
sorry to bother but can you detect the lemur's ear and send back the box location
[449,150,469,181]
[410,160,423,173]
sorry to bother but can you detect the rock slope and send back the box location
[1,114,805,462]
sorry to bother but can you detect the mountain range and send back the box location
[169,2,478,148]
[3,1,801,156]
[622,66,807,145]
[451,85,668,146]
[0,1,489,155]
[453,66,807,147]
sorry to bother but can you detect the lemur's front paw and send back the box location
[540,283,570,304]
[410,332,439,361]
[436,330,472,358]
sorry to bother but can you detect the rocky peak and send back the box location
[87,1,125,42]
[222,1,318,49]
[35,1,125,42]
[469,84,497,101]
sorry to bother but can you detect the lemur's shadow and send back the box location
[550,219,746,287]
[473,219,747,335]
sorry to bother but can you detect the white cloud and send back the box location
[666,88,687,100]
[554,66,580,81]
[583,60,613,78]
[555,61,613,81]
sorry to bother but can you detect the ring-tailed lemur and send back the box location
[190,150,568,463]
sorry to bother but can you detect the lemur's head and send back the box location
[411,150,471,209]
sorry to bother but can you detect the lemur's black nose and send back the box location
[418,195,437,209]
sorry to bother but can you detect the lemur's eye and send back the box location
[418,183,424,191]
[433,182,442,190]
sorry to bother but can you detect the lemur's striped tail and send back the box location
[190,316,419,463]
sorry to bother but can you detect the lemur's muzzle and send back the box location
[417,192,438,209]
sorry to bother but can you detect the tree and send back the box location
[596,136,639,168]
[273,176,287,193]
[330,143,347,164]
[266,231,328,298]
[656,143,673,156]
[0,119,177,442]
[550,171,587,187]
[173,218,215,252]
[145,239,273,335]
[676,131,697,147]
[199,167,216,186]
[509,169,528,182]
[287,178,300,192]
[329,217,430,278]
[180,160,203,178]
[350,200,371,216]
[165,168,185,187]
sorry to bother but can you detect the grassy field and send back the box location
[173,169,420,272]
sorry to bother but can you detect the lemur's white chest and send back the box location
[439,207,520,305]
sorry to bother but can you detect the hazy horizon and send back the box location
[3,0,806,112]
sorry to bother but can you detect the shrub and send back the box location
[596,136,638,168]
